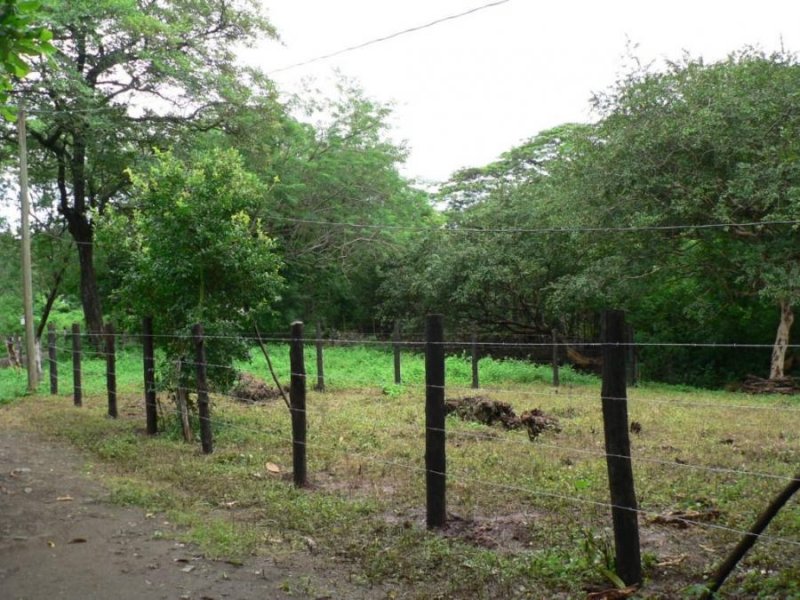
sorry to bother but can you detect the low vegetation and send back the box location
[2,344,798,599]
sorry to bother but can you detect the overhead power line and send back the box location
[267,215,800,235]
[268,0,512,75]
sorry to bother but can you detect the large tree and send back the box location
[575,49,800,379]
[2,0,278,336]
[379,125,590,335]
[257,81,437,330]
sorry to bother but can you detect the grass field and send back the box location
[1,342,799,599]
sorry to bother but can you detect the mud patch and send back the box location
[442,513,537,551]
[384,510,538,552]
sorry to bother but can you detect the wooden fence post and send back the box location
[290,321,308,487]
[315,321,325,392]
[106,323,117,418]
[393,321,402,385]
[601,309,642,586]
[71,323,81,407]
[142,316,158,435]
[192,324,213,454]
[425,314,446,529]
[47,323,57,395]
[552,329,560,388]
[471,332,479,389]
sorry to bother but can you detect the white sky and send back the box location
[244,0,800,184]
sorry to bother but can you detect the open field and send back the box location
[1,344,799,598]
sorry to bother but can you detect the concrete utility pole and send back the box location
[18,100,38,391]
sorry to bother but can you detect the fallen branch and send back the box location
[703,470,800,597]
[253,322,290,410]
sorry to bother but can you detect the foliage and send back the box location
[379,125,594,337]
[255,80,438,330]
[574,48,800,379]
[0,227,80,336]
[99,147,283,388]
[0,0,53,117]
[1,0,280,336]
[384,49,800,385]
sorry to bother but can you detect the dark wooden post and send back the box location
[142,316,158,435]
[71,323,81,407]
[393,321,402,385]
[193,324,213,454]
[601,309,642,586]
[471,332,479,389]
[425,314,446,529]
[105,323,117,418]
[552,329,560,388]
[47,323,57,395]
[315,321,325,392]
[290,321,307,487]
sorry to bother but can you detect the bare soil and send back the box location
[0,428,385,600]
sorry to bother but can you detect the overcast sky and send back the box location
[244,0,800,184]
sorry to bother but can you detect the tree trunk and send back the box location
[35,257,70,340]
[769,300,794,380]
[67,214,104,340]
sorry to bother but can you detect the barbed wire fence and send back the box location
[4,309,799,594]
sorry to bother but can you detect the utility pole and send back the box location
[18,100,38,391]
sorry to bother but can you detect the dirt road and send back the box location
[0,429,383,600]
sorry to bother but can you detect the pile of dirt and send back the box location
[445,396,519,428]
[518,408,561,440]
[740,375,800,395]
[445,396,560,440]
[231,372,283,403]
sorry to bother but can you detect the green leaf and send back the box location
[0,103,17,122]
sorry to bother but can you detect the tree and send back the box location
[256,81,436,330]
[2,0,278,337]
[379,126,589,336]
[579,49,800,379]
[99,147,283,388]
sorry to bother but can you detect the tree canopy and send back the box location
[1,0,280,337]
[382,49,800,385]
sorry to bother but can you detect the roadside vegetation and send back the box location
[2,2,800,597]
[2,345,798,599]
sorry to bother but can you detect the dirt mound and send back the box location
[445,396,519,428]
[231,372,283,403]
[445,396,560,440]
[518,408,561,440]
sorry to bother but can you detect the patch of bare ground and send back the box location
[0,427,392,600]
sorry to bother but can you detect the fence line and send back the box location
[190,411,800,550]
[34,329,800,351]
[35,354,800,413]
[9,314,799,591]
[178,389,798,484]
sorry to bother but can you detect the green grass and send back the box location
[2,342,799,598]
[238,342,598,391]
[0,343,144,405]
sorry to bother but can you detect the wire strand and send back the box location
[268,0,512,75]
